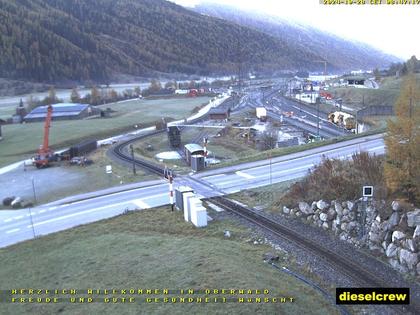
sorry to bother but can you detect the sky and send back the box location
[172,0,420,60]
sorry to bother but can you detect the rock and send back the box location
[375,215,381,223]
[298,202,313,215]
[282,206,290,215]
[289,209,295,217]
[263,252,279,262]
[382,241,388,250]
[399,249,419,269]
[333,218,341,227]
[392,231,406,242]
[388,212,400,228]
[295,211,302,217]
[348,221,357,232]
[347,201,355,211]
[334,202,343,215]
[413,225,420,238]
[417,262,420,275]
[407,209,420,227]
[385,243,399,258]
[391,201,401,212]
[322,222,329,230]
[339,233,347,241]
[369,231,383,244]
[327,208,336,220]
[311,201,317,211]
[340,222,348,232]
[320,213,328,222]
[389,258,409,273]
[398,214,409,231]
[316,200,329,210]
[405,239,417,252]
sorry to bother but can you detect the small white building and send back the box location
[295,92,319,104]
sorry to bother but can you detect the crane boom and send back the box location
[42,105,53,152]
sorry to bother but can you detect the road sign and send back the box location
[363,186,373,197]
[106,165,112,174]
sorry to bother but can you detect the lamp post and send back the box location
[31,177,37,204]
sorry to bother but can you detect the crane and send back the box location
[33,105,55,168]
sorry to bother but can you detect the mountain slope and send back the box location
[0,0,400,84]
[0,0,324,83]
[194,3,401,73]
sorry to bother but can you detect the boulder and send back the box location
[385,243,399,258]
[388,212,400,228]
[298,202,313,215]
[316,200,329,211]
[407,209,420,228]
[389,258,409,273]
[369,231,383,244]
[405,239,417,252]
[327,208,336,220]
[399,249,419,269]
[392,231,406,243]
[347,201,355,211]
[391,200,401,212]
[413,225,420,239]
[322,222,329,230]
[334,202,343,215]
[311,201,318,211]
[282,206,290,215]
[320,213,328,222]
[398,214,409,231]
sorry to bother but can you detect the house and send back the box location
[208,107,231,120]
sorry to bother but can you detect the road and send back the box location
[0,134,384,248]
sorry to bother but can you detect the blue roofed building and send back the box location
[24,103,93,122]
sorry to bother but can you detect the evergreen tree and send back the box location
[384,75,420,202]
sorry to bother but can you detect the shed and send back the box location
[208,107,231,120]
[184,143,204,165]
[24,103,91,122]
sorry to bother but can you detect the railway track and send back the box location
[112,129,169,177]
[209,196,417,315]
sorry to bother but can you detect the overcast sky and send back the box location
[172,0,419,60]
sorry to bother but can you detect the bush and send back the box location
[280,152,386,206]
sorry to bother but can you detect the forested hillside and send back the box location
[194,3,401,72]
[0,0,399,84]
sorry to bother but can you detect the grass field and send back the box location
[0,97,210,167]
[0,206,339,315]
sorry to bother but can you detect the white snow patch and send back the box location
[155,151,181,160]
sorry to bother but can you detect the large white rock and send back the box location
[298,202,313,215]
[392,231,406,243]
[317,200,329,210]
[385,243,399,258]
[283,206,290,215]
[391,200,401,212]
[320,213,328,222]
[399,249,419,269]
[407,209,420,227]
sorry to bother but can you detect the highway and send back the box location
[0,133,384,248]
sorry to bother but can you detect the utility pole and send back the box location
[28,207,36,239]
[130,145,136,175]
[317,100,320,138]
[31,177,37,204]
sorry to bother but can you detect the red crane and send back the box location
[33,105,55,168]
